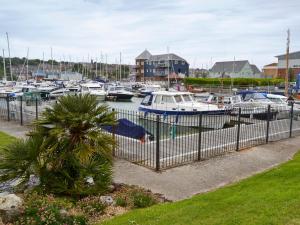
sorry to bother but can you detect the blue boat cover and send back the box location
[102,118,151,140]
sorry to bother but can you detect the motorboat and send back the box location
[80,82,106,101]
[139,91,228,129]
[49,88,70,99]
[106,86,134,101]
[137,84,162,98]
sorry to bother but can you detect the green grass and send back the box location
[101,152,300,225]
[0,131,16,149]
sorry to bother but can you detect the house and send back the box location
[135,50,189,81]
[275,51,300,79]
[209,60,262,78]
[262,63,278,78]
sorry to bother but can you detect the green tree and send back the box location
[0,94,116,196]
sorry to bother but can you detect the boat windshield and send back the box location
[174,95,183,103]
[89,87,102,91]
[269,98,286,104]
[182,94,192,102]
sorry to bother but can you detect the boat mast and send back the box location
[51,47,54,75]
[26,48,29,81]
[2,49,7,82]
[167,46,170,90]
[95,57,98,79]
[6,32,13,81]
[105,54,108,80]
[119,52,122,81]
[285,29,290,97]
[42,52,45,72]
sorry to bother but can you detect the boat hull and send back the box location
[107,93,134,101]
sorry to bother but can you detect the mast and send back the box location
[119,52,122,81]
[2,49,7,82]
[51,47,54,75]
[26,48,29,81]
[105,54,108,80]
[42,52,45,72]
[95,57,98,79]
[6,32,13,81]
[167,46,170,89]
[285,29,290,97]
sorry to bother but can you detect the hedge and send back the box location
[184,78,284,86]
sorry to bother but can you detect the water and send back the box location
[106,97,143,111]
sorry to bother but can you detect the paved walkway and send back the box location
[114,137,300,201]
[1,119,300,201]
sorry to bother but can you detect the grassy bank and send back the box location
[0,131,16,149]
[102,151,300,225]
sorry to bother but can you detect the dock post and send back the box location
[197,113,202,161]
[289,102,294,138]
[35,97,38,120]
[20,96,23,126]
[236,108,241,151]
[266,105,271,143]
[155,115,160,171]
[6,95,10,121]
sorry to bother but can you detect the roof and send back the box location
[250,64,261,74]
[210,60,248,73]
[149,53,187,62]
[136,50,152,60]
[263,63,278,67]
[275,51,300,60]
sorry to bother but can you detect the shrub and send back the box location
[16,192,88,225]
[77,196,106,216]
[115,197,127,207]
[0,94,116,196]
[132,191,156,208]
[184,77,284,87]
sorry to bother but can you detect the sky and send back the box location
[0,0,299,69]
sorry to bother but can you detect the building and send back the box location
[262,63,278,78]
[209,60,261,78]
[275,51,300,79]
[135,50,189,81]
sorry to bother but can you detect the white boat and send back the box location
[137,84,162,98]
[49,88,70,99]
[106,86,134,101]
[139,91,228,129]
[80,82,106,101]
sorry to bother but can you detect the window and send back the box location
[182,94,192,102]
[154,95,162,104]
[175,60,178,64]
[174,95,183,103]
[141,95,152,106]
[162,96,174,103]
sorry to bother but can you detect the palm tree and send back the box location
[0,94,116,195]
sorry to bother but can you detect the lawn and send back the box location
[0,131,16,149]
[102,151,300,225]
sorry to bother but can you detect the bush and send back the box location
[132,191,156,208]
[77,196,106,216]
[115,197,127,207]
[184,77,284,87]
[16,192,88,225]
[0,94,116,196]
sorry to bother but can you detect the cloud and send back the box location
[0,0,299,69]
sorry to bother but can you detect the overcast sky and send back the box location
[0,0,299,69]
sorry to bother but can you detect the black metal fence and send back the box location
[1,96,300,171]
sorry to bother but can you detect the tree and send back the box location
[0,94,116,196]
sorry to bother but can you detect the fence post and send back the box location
[155,115,160,171]
[266,105,271,143]
[112,108,116,157]
[6,95,10,121]
[197,113,202,161]
[20,96,23,126]
[236,107,241,151]
[289,102,294,138]
[35,97,38,120]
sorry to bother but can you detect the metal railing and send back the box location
[1,95,300,171]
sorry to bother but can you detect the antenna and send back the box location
[285,29,290,97]
[6,32,13,81]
